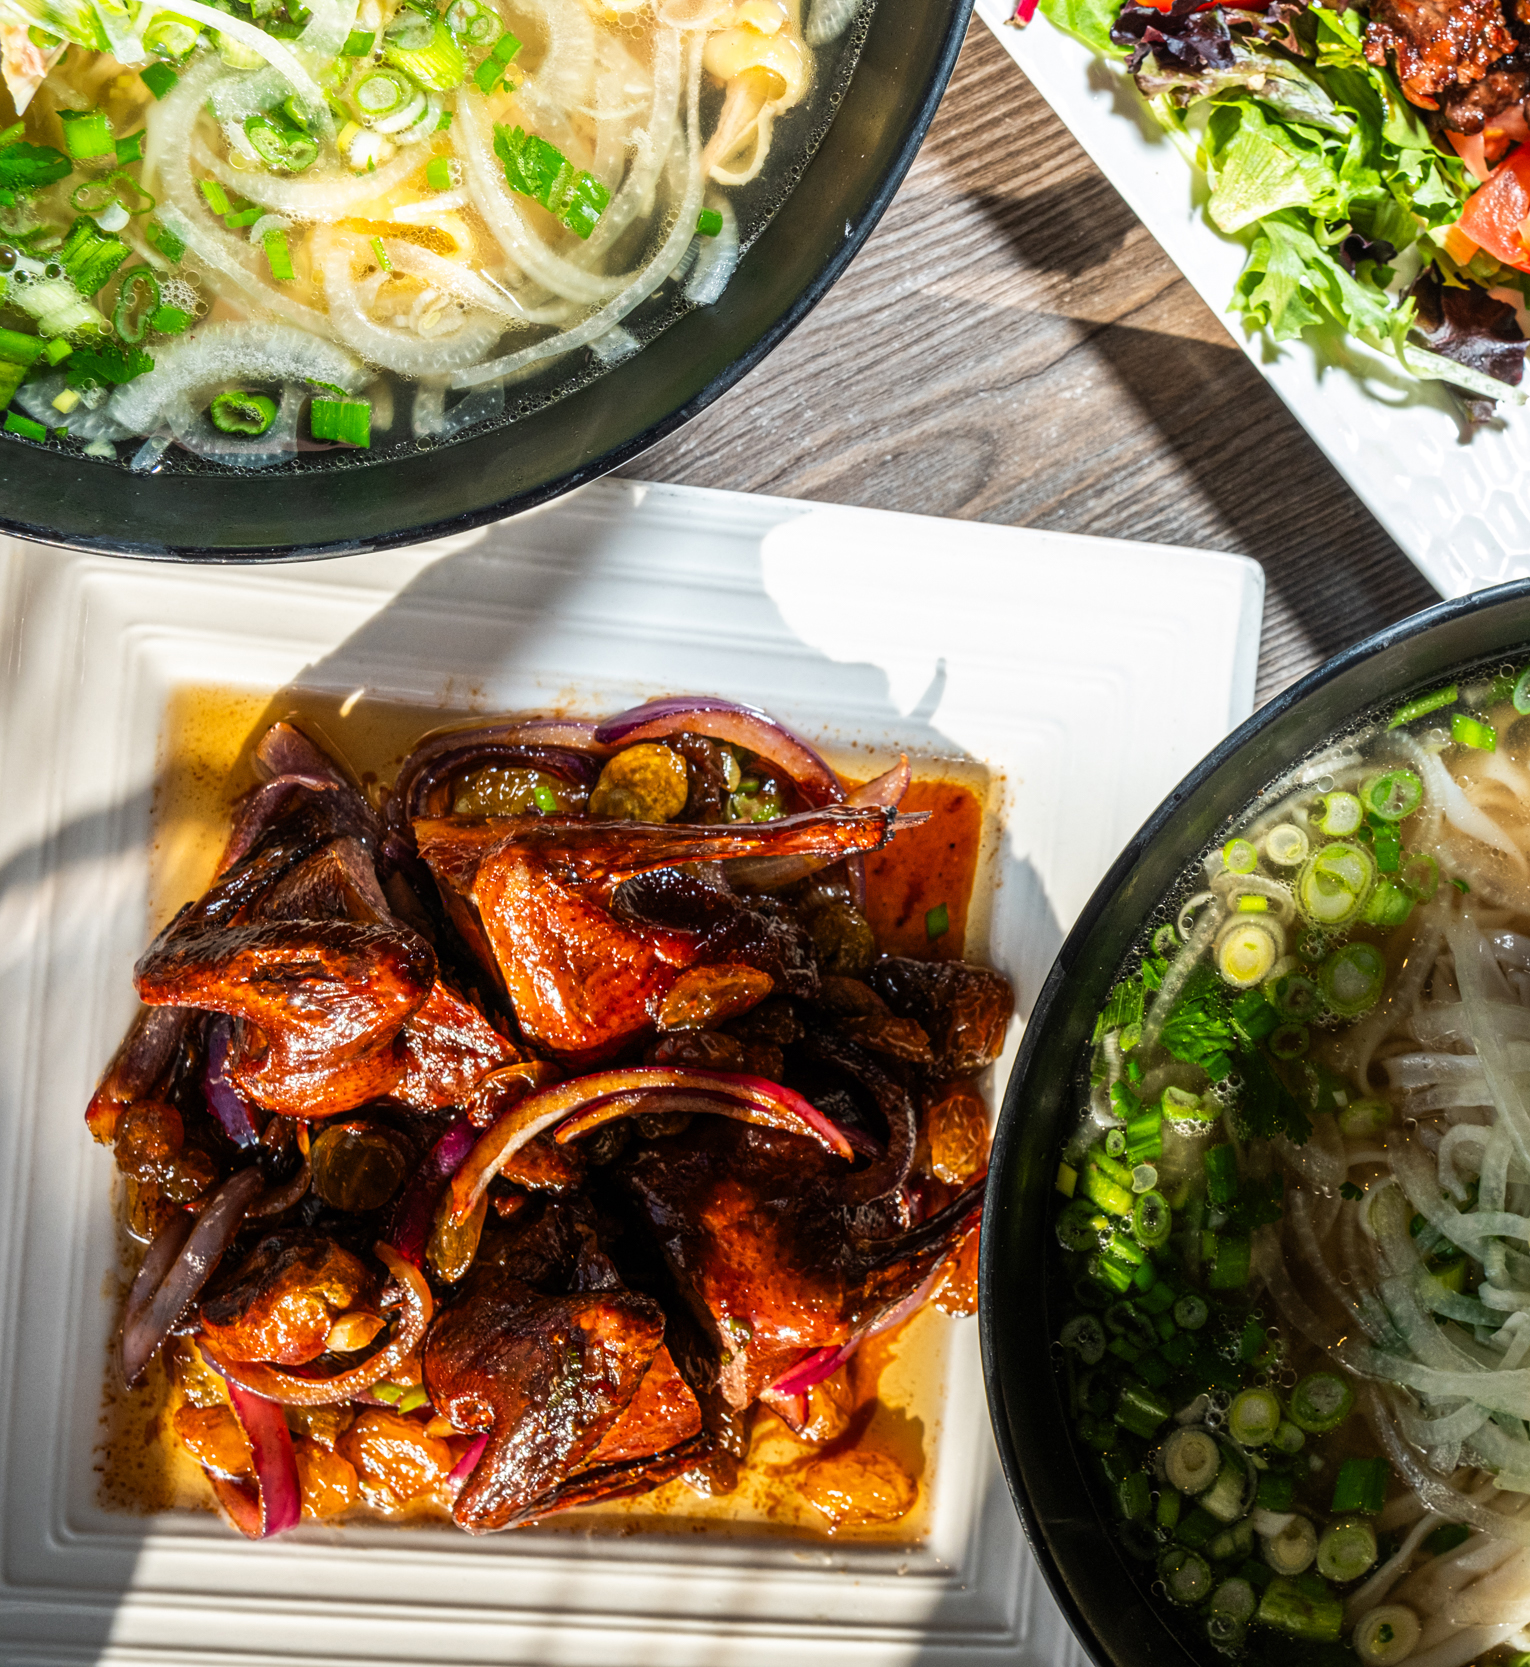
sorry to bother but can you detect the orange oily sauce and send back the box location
[102,684,989,1543]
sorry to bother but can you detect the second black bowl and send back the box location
[978,580,1530,1667]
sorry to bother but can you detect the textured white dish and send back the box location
[980,0,1530,600]
[0,478,1262,1667]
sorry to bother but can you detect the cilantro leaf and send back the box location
[64,341,153,390]
[1158,961,1239,1081]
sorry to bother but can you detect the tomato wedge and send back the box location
[1457,143,1530,273]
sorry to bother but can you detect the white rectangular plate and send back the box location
[0,479,1262,1667]
[980,2,1530,600]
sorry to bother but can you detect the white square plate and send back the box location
[0,479,1262,1666]
[980,3,1530,599]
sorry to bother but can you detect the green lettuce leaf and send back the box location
[1036,0,1123,59]
[1206,98,1343,232]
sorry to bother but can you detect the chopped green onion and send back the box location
[1204,1144,1239,1204]
[354,67,412,116]
[370,234,391,271]
[1056,1197,1106,1251]
[925,901,949,939]
[0,326,46,366]
[199,177,232,215]
[1054,1160,1076,1199]
[1269,1022,1309,1060]
[1152,923,1179,954]
[59,109,113,159]
[310,395,371,446]
[1060,1313,1106,1364]
[1298,839,1375,927]
[1289,1371,1355,1434]
[1222,837,1258,874]
[245,114,318,173]
[58,215,129,295]
[114,130,146,166]
[146,218,186,261]
[1361,768,1423,821]
[3,410,47,440]
[1176,1506,1218,1549]
[1362,877,1413,928]
[141,61,180,99]
[1132,1189,1170,1247]
[1236,894,1268,912]
[224,205,263,228]
[1453,711,1497,752]
[342,25,375,52]
[1353,1605,1422,1666]
[1264,823,1308,867]
[696,206,724,237]
[1319,942,1386,1018]
[382,13,465,90]
[210,388,277,435]
[1163,1426,1220,1494]
[1115,1381,1171,1438]
[1330,1456,1389,1515]
[1257,1574,1341,1641]
[1172,1292,1208,1330]
[1201,1455,1250,1524]
[1115,1469,1151,1521]
[1514,667,1530,716]
[1314,790,1362,836]
[1124,1107,1163,1163]
[1267,969,1322,1022]
[1208,1234,1250,1289]
[1161,1084,1216,1123]
[43,336,73,363]
[263,226,296,281]
[112,266,160,342]
[1270,1420,1305,1455]
[1217,919,1278,986]
[1389,684,1458,729]
[1261,1514,1318,1576]
[1104,1127,1126,1158]
[425,154,454,191]
[1316,1518,1377,1582]
[151,304,191,334]
[1228,1387,1282,1447]
[1256,1471,1295,1511]
[1159,1547,1213,1606]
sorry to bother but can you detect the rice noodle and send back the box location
[191,130,422,217]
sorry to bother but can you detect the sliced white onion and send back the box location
[109,321,365,435]
[191,131,422,218]
[805,0,860,44]
[138,0,328,110]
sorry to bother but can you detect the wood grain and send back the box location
[620,21,1440,710]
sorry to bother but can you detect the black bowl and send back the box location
[978,578,1530,1667]
[0,0,971,561]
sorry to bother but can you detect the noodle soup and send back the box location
[0,0,863,470]
[1052,658,1530,1667]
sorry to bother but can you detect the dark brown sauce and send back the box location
[103,685,992,1542]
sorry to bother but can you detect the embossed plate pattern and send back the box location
[0,479,1260,1665]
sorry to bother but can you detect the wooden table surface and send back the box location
[622,19,1440,712]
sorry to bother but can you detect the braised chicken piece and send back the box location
[200,1231,379,1365]
[413,807,905,1062]
[619,1118,985,1413]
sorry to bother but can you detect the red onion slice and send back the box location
[448,1068,854,1226]
[212,1378,303,1538]
[121,1166,264,1387]
[388,1115,476,1267]
[446,1431,490,1492]
[593,698,846,810]
[202,1243,433,1406]
[204,1016,264,1148]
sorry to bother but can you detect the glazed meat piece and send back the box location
[423,1265,669,1532]
[1438,59,1530,128]
[200,1231,379,1364]
[867,958,1013,1077]
[620,1118,984,1411]
[413,806,905,1062]
[1364,0,1515,104]
[582,1344,703,1466]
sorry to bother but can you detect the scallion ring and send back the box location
[1315,790,1363,837]
[1227,1386,1282,1447]
[112,266,160,343]
[1216,917,1280,987]
[1159,1547,1213,1606]
[1264,823,1308,867]
[1319,942,1386,1018]
[209,388,278,435]
[1172,1293,1208,1330]
[1152,922,1179,955]
[1289,1371,1355,1434]
[70,178,120,214]
[353,67,413,117]
[1361,768,1423,823]
[1261,1513,1318,1576]
[110,170,155,215]
[1105,1127,1126,1159]
[1060,1313,1106,1365]
[244,113,318,173]
[1162,1427,1220,1495]
[1353,1605,1421,1666]
[1132,1189,1171,1247]
[1222,837,1258,875]
[1269,1022,1309,1060]
[1298,839,1376,926]
[1316,1518,1378,1583]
